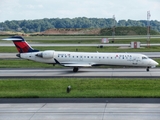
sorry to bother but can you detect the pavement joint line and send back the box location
[102,101,108,120]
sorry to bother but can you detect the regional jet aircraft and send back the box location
[2,36,159,72]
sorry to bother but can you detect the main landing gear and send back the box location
[146,67,150,72]
[73,67,79,72]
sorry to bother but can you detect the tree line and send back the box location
[100,26,159,36]
[0,17,159,33]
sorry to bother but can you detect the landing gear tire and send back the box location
[146,67,150,72]
[73,67,79,72]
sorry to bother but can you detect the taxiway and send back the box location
[0,103,160,120]
[0,68,159,78]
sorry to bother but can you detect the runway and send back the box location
[0,98,160,120]
[0,68,160,78]
[1,103,160,120]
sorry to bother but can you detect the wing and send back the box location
[62,63,92,67]
[54,59,94,67]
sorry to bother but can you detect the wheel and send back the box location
[73,67,79,72]
[146,67,149,72]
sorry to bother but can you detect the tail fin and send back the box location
[3,36,39,53]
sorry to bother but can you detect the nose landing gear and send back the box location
[146,67,150,72]
[73,67,79,72]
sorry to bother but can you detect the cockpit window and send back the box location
[142,57,147,59]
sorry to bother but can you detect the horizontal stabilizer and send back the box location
[2,38,22,41]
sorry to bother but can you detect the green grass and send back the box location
[1,35,160,44]
[0,59,55,68]
[0,78,160,98]
[1,46,160,53]
[30,38,160,44]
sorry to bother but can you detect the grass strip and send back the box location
[30,38,160,44]
[1,46,160,53]
[0,59,55,68]
[0,78,160,98]
[1,35,160,44]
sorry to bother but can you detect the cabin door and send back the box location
[132,57,141,65]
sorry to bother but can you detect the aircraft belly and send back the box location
[35,57,55,63]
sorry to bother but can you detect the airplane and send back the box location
[2,36,159,72]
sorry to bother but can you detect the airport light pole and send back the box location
[147,11,151,47]
[112,15,116,43]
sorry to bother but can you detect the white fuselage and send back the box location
[19,50,158,68]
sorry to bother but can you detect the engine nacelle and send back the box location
[36,51,54,59]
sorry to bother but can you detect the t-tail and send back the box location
[3,36,39,53]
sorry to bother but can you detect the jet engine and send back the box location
[35,51,54,59]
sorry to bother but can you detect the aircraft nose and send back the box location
[154,61,159,66]
[151,59,159,66]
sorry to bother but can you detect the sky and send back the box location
[0,0,160,22]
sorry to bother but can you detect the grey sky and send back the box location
[0,0,159,22]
